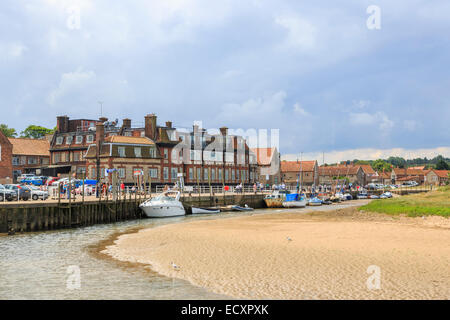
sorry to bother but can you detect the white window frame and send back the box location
[56,136,64,145]
[86,135,94,143]
[134,147,142,158]
[75,136,83,144]
[66,136,73,145]
[118,147,126,158]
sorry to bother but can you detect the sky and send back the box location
[1,0,449,161]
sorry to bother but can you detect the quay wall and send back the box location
[0,193,266,234]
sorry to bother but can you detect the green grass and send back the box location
[359,187,450,217]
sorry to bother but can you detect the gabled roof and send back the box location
[319,166,361,176]
[359,164,375,175]
[392,168,427,176]
[8,138,50,156]
[104,136,155,145]
[250,147,277,166]
[281,160,316,172]
[427,170,449,178]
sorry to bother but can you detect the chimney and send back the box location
[96,122,105,155]
[144,114,157,140]
[122,118,131,129]
[165,121,172,128]
[57,116,69,133]
[220,126,228,136]
[99,117,108,123]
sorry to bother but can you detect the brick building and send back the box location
[318,165,365,186]
[0,131,13,183]
[424,170,449,186]
[281,160,319,186]
[9,138,50,180]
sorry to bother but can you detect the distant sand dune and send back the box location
[103,205,450,299]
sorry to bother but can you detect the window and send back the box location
[171,168,178,180]
[149,168,158,178]
[86,135,94,143]
[197,168,201,182]
[232,170,235,181]
[56,136,63,145]
[189,168,193,180]
[118,168,125,178]
[204,168,209,181]
[54,153,60,163]
[12,157,20,166]
[66,136,73,145]
[140,131,145,137]
[164,149,168,159]
[236,170,239,181]
[149,147,156,158]
[219,168,223,181]
[28,157,37,165]
[163,167,169,180]
[225,169,229,181]
[75,136,83,144]
[190,150,195,161]
[134,147,142,158]
[211,168,216,181]
[91,168,96,179]
[125,131,132,137]
[74,152,80,162]
[118,147,126,157]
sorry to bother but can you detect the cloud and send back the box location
[275,14,317,51]
[349,112,394,132]
[47,69,96,105]
[293,103,309,116]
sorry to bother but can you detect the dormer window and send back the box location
[75,136,83,144]
[86,135,94,143]
[56,136,64,145]
[66,136,73,145]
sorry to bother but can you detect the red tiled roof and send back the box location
[359,164,375,175]
[281,160,316,172]
[8,138,50,157]
[104,136,155,145]
[319,166,360,176]
[428,170,450,178]
[393,168,427,176]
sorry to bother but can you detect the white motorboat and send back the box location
[139,191,186,218]
[192,207,221,214]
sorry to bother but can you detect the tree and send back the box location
[372,159,391,172]
[435,159,450,170]
[0,124,17,137]
[20,125,55,139]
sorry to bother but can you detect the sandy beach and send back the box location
[103,203,450,299]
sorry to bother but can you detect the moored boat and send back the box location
[282,193,307,208]
[192,207,221,214]
[264,190,289,208]
[308,197,323,206]
[231,205,254,211]
[139,191,186,218]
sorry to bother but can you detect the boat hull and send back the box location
[141,204,186,218]
[192,207,220,214]
[282,200,307,208]
[264,198,284,208]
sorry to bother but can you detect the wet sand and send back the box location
[103,203,450,299]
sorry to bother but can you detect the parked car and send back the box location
[0,184,17,201]
[22,186,49,200]
[17,173,35,182]
[21,177,44,186]
[4,184,31,201]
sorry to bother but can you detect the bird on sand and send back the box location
[171,262,181,271]
[287,236,292,242]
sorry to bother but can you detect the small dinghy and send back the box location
[308,197,323,206]
[231,204,254,211]
[192,207,221,214]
